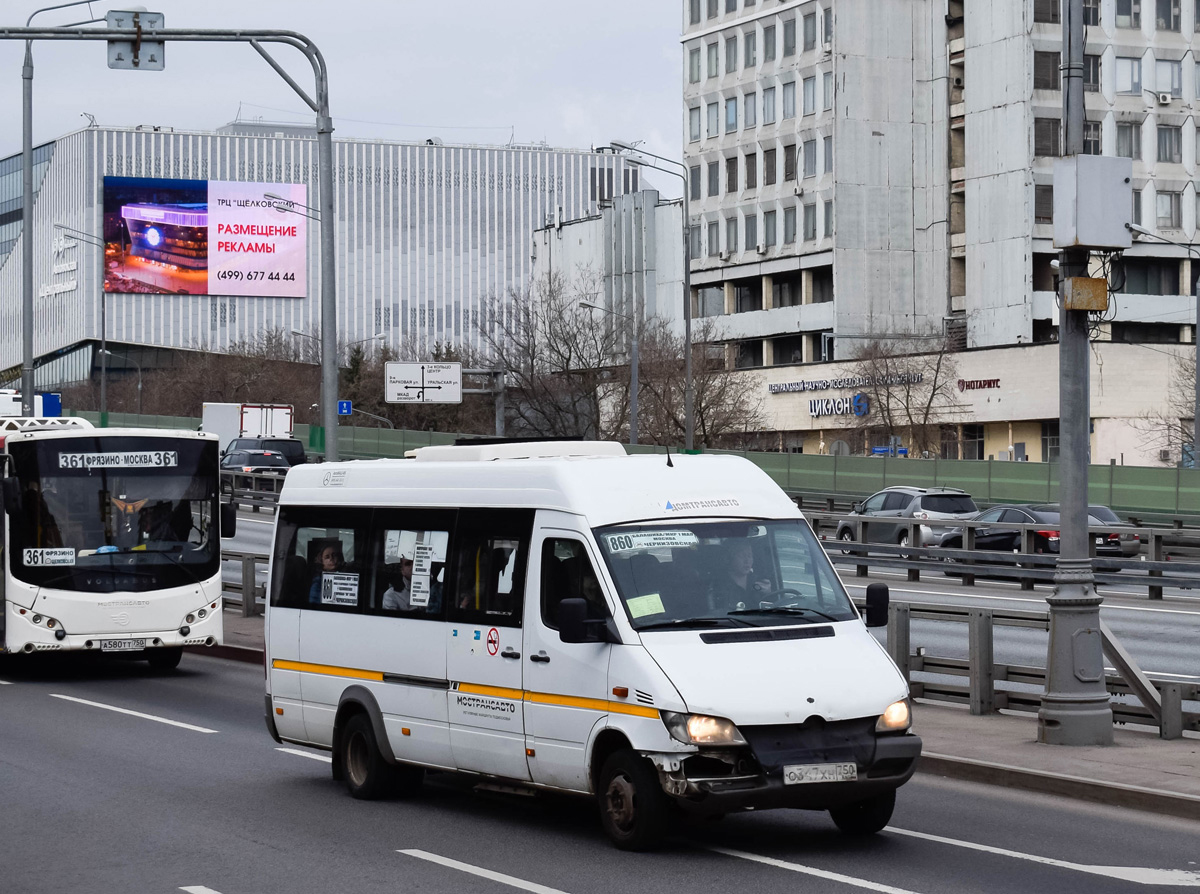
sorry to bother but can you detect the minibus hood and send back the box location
[638,622,907,726]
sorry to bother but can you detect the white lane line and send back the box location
[277,746,332,763]
[0,679,12,685]
[708,846,925,894]
[48,694,218,733]
[399,849,571,894]
[180,887,224,893]
[887,827,1200,887]
[845,582,1200,617]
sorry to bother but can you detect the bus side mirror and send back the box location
[2,478,22,517]
[558,598,590,643]
[864,582,889,628]
[220,501,237,538]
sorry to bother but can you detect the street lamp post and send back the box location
[608,142,693,450]
[1128,223,1200,467]
[52,223,108,417]
[581,301,638,445]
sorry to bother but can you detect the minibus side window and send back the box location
[540,538,607,630]
[368,508,455,620]
[270,506,370,612]
[448,509,533,628]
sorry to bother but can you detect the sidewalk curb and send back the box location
[918,752,1200,821]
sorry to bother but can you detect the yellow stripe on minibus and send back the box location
[456,681,525,701]
[524,690,659,719]
[272,659,384,682]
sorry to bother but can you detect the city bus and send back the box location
[1,418,236,668]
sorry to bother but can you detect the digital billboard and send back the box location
[102,176,307,297]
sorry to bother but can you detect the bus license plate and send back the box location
[783,762,857,784]
[100,638,146,653]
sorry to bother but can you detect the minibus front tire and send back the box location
[598,749,672,851]
[343,713,397,800]
[828,789,895,835]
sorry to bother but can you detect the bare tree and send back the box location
[1130,349,1195,465]
[847,336,965,457]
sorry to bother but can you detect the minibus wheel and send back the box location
[147,647,183,670]
[343,713,395,800]
[828,790,895,835]
[598,749,670,851]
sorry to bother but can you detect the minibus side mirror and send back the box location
[2,477,22,517]
[559,597,612,644]
[864,582,889,628]
[851,501,862,513]
[220,501,237,538]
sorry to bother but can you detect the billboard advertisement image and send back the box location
[102,176,307,297]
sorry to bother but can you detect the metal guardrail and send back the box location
[857,598,1197,739]
[221,470,284,513]
[221,551,268,618]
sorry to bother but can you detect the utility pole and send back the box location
[1039,0,1114,745]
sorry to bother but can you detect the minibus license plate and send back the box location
[100,638,146,653]
[783,762,857,784]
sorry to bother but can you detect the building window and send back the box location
[1121,258,1179,293]
[708,160,720,196]
[707,0,718,19]
[784,206,797,243]
[689,225,701,259]
[1116,57,1142,94]
[823,71,834,108]
[1034,0,1061,22]
[689,107,701,142]
[782,81,796,118]
[803,139,816,177]
[823,7,832,43]
[726,156,738,193]
[726,216,738,252]
[823,135,833,173]
[689,47,701,83]
[1117,121,1142,159]
[744,92,757,127]
[690,0,701,25]
[1041,422,1060,463]
[803,12,817,50]
[783,18,796,55]
[1157,124,1182,162]
[707,42,719,77]
[707,220,720,256]
[745,30,757,67]
[726,35,738,73]
[1132,189,1143,226]
[1034,117,1060,156]
[763,86,776,124]
[1157,59,1182,97]
[764,209,777,246]
[1035,51,1061,90]
[725,97,738,132]
[1116,0,1141,27]
[1083,0,1100,26]
[784,144,796,180]
[726,0,737,12]
[824,200,833,237]
[1197,0,1200,30]
[1157,0,1181,31]
[764,24,776,60]
[803,76,816,114]
[745,214,758,250]
[803,203,817,240]
[689,165,701,200]
[1083,54,1100,92]
[1157,190,1182,227]
[763,147,777,185]
[745,151,757,188]
[707,101,719,137]
[1035,184,1054,223]
[1083,120,1101,155]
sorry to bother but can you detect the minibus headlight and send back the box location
[876,698,912,733]
[661,711,747,746]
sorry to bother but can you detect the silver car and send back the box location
[836,486,978,548]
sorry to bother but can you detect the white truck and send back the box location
[201,403,294,454]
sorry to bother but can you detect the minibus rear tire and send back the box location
[828,789,895,835]
[597,749,671,851]
[343,713,396,800]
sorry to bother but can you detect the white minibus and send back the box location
[264,442,920,849]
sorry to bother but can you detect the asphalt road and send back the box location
[1,653,1197,894]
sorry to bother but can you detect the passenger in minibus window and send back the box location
[382,556,414,611]
[309,543,345,604]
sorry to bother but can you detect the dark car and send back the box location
[220,449,290,492]
[1028,503,1141,558]
[225,437,307,467]
[835,486,978,548]
[938,505,1064,557]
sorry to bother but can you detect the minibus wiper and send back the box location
[727,606,842,623]
[637,616,741,630]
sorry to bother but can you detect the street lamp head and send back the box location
[609,140,638,152]
[1126,222,1154,236]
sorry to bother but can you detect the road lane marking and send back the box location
[399,849,571,894]
[277,747,332,763]
[0,679,12,685]
[887,827,1200,886]
[180,887,224,893]
[48,694,218,733]
[708,846,925,893]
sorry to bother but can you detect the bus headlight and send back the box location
[876,698,912,733]
[662,711,748,746]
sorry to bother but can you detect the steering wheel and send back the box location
[753,587,803,605]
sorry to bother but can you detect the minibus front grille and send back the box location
[699,625,835,645]
[740,717,876,770]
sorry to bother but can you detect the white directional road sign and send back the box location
[385,362,463,404]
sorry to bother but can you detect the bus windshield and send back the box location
[594,518,858,630]
[8,435,220,593]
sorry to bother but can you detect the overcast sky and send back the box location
[0,1,683,191]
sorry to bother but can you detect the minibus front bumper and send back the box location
[648,720,922,814]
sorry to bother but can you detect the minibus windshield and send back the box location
[594,518,857,630]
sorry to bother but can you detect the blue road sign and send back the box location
[337,400,352,416]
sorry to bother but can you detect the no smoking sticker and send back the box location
[486,627,499,656]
